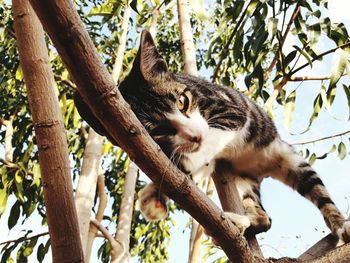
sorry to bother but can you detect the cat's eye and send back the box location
[177,91,192,113]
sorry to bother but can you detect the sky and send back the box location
[1,0,350,262]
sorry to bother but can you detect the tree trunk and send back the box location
[114,162,138,263]
[177,0,198,77]
[74,129,103,259]
[28,0,257,261]
[12,1,84,262]
[111,0,131,83]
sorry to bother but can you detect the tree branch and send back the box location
[289,42,350,76]
[28,1,255,261]
[292,130,350,145]
[289,75,331,81]
[90,219,126,263]
[0,231,48,246]
[267,3,301,73]
[211,0,254,82]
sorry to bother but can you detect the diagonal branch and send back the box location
[28,0,256,261]
[267,3,301,74]
[292,130,350,145]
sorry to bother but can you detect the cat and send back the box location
[74,30,350,243]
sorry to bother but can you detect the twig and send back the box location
[267,3,300,73]
[289,42,350,76]
[0,231,49,246]
[211,0,254,82]
[292,130,350,145]
[289,75,331,81]
[0,158,34,176]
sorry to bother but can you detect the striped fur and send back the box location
[75,31,350,243]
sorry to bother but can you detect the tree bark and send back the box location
[28,0,254,261]
[114,162,138,263]
[177,0,198,77]
[111,1,131,83]
[86,174,107,262]
[74,129,103,259]
[212,160,263,258]
[12,1,84,262]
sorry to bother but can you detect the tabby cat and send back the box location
[75,30,350,243]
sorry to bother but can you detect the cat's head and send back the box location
[119,31,209,157]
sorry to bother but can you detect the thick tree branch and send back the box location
[13,2,84,262]
[28,0,254,261]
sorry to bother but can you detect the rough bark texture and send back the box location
[28,0,254,261]
[13,1,84,262]
[75,129,103,259]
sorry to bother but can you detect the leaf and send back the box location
[293,45,313,68]
[284,50,297,67]
[328,49,348,106]
[0,187,8,215]
[268,18,278,38]
[338,142,347,160]
[307,23,321,46]
[343,84,350,120]
[309,153,317,165]
[8,201,20,230]
[284,90,296,131]
[302,93,323,133]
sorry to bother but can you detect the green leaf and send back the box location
[343,84,350,120]
[0,187,8,215]
[284,90,296,131]
[303,93,323,133]
[328,49,348,106]
[293,45,313,68]
[307,23,321,46]
[8,201,20,230]
[268,18,278,38]
[338,142,347,160]
[309,153,317,165]
[284,50,297,67]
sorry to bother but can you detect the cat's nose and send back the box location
[191,134,202,143]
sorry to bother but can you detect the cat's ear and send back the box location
[137,30,168,85]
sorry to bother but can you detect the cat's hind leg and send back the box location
[272,142,350,243]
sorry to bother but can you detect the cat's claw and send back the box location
[337,221,350,245]
[223,212,251,234]
[138,182,169,222]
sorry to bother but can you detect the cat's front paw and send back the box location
[337,221,350,245]
[138,183,169,222]
[223,212,251,234]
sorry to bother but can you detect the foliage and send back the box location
[0,0,349,262]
